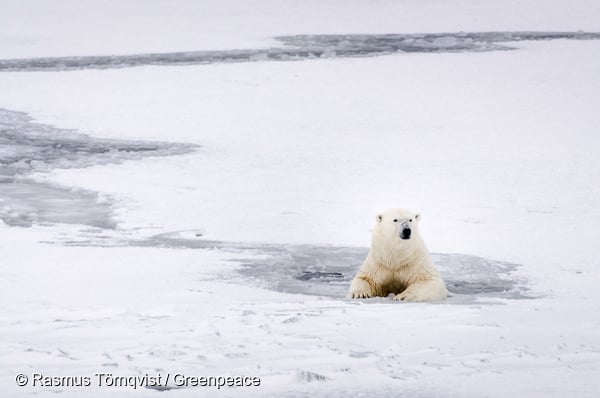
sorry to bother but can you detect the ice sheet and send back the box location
[1,4,600,395]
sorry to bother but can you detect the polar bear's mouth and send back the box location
[400,228,412,240]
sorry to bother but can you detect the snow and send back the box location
[2,1,600,397]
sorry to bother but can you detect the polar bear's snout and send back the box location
[400,220,412,240]
[400,227,411,240]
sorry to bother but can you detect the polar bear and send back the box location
[348,208,448,302]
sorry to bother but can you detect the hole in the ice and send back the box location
[146,231,532,304]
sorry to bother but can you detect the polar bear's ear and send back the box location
[414,213,421,222]
[376,214,383,223]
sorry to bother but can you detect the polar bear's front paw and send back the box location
[394,291,416,301]
[395,281,448,302]
[350,290,372,299]
[348,278,373,299]
[394,289,426,302]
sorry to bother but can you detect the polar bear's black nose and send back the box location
[401,228,411,239]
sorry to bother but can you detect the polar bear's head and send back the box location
[374,208,421,242]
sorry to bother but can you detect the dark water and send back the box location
[0,108,196,227]
[1,31,599,72]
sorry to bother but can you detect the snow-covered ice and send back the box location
[1,1,600,397]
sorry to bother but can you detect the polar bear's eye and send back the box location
[409,219,413,222]
[393,219,398,222]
